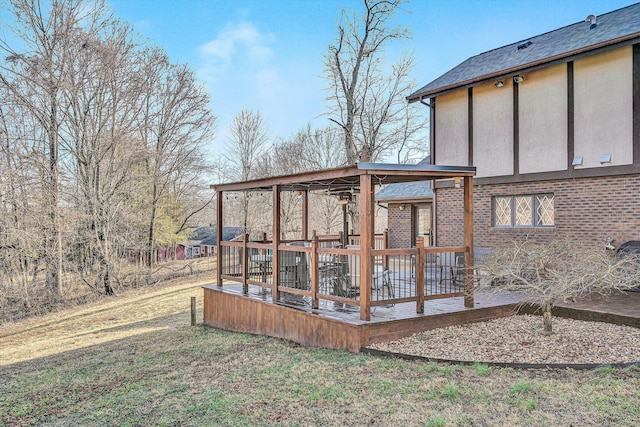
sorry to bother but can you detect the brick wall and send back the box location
[436,174,640,249]
[387,203,412,248]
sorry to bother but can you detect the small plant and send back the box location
[509,381,533,395]
[596,365,615,374]
[471,363,490,376]
[425,416,447,427]
[477,240,640,333]
[519,398,537,411]
[440,365,454,377]
[441,383,460,400]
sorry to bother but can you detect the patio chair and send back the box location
[287,241,311,290]
[450,252,466,286]
[330,256,359,298]
[372,267,393,298]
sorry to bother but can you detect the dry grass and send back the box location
[0,257,216,323]
[2,277,640,426]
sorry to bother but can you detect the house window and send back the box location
[493,194,554,227]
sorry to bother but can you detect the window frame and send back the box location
[492,194,554,228]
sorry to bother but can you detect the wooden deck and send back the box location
[203,284,520,352]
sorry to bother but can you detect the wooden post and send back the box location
[359,174,373,321]
[216,191,223,287]
[242,233,249,294]
[416,236,425,314]
[273,184,281,301]
[190,296,196,326]
[311,234,319,309]
[463,176,474,308]
[302,190,309,241]
[383,229,389,270]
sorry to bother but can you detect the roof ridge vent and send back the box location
[585,14,597,29]
[517,40,532,50]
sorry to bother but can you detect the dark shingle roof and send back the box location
[409,2,640,100]
[190,226,242,246]
[375,157,433,201]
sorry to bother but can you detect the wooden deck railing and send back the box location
[218,234,469,319]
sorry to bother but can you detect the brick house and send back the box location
[376,157,434,248]
[408,3,640,249]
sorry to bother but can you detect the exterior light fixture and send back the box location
[494,80,504,88]
[513,75,525,84]
[600,154,612,165]
[572,157,583,167]
[398,204,405,211]
[454,177,462,188]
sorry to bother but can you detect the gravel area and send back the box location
[368,314,640,365]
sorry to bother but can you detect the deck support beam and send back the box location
[359,174,373,321]
[216,191,223,287]
[273,184,281,301]
[463,176,474,308]
[302,190,309,241]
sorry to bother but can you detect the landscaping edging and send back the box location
[361,347,640,370]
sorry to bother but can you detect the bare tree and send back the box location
[61,17,145,294]
[224,110,270,234]
[136,48,216,266]
[0,0,126,295]
[324,0,427,164]
[0,0,219,313]
[477,240,640,333]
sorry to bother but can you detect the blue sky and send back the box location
[109,0,638,154]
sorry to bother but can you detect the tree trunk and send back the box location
[46,99,63,296]
[147,189,158,268]
[542,302,553,334]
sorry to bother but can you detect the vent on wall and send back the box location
[517,40,532,50]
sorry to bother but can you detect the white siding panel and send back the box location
[473,80,514,178]
[435,90,468,166]
[574,46,633,168]
[519,64,568,174]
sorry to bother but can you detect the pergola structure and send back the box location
[205,162,487,351]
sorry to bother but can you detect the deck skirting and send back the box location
[203,286,519,352]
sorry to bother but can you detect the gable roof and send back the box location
[375,157,434,201]
[187,226,242,246]
[408,2,640,101]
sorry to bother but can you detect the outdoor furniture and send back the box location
[372,267,393,298]
[250,254,272,283]
[450,252,465,285]
[279,251,303,288]
[318,256,359,298]
[287,241,311,289]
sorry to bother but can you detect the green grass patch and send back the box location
[3,279,640,427]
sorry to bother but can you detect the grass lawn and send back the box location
[1,277,639,426]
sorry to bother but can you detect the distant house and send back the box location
[376,157,434,248]
[408,3,640,249]
[177,226,242,260]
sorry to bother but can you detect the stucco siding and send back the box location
[574,46,633,168]
[473,80,514,178]
[435,90,468,166]
[518,64,568,174]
